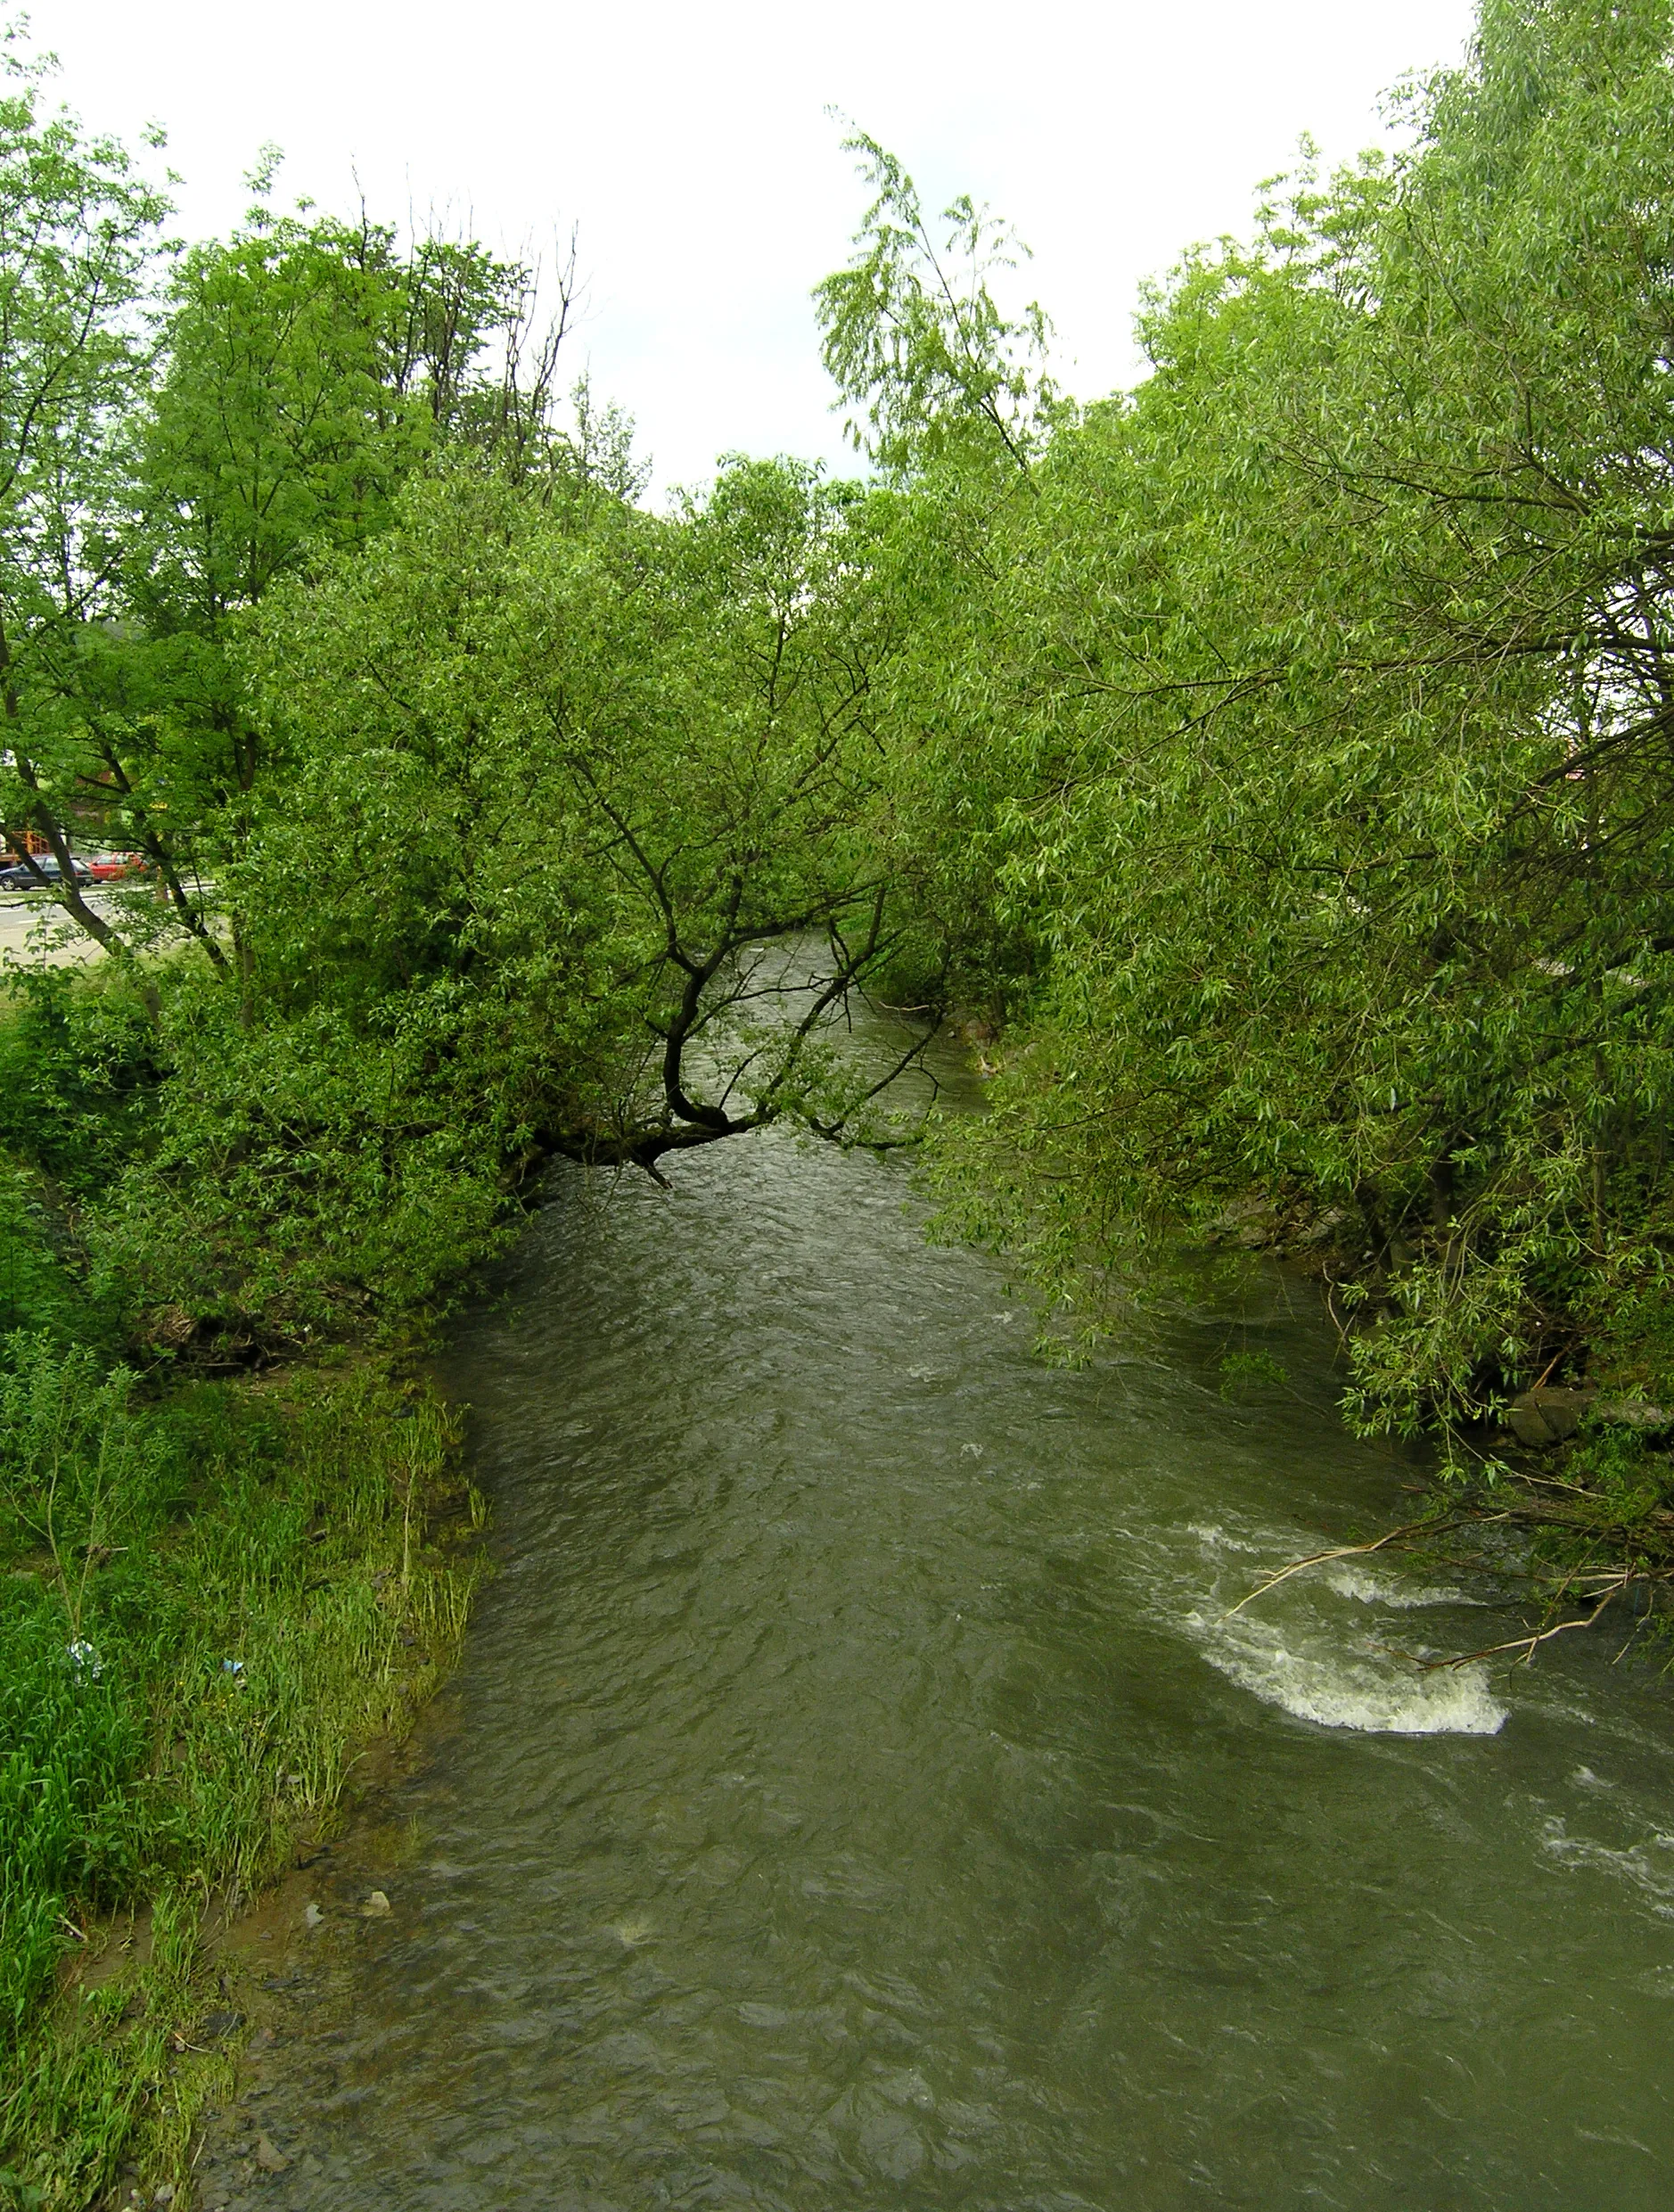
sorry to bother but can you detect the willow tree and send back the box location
[815,128,1058,480]
[98,456,942,1333]
[855,0,1674,1432]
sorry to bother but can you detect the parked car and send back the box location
[0,853,95,890]
[82,851,146,883]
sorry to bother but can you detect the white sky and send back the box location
[44,0,1478,497]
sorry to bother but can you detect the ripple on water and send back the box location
[198,1116,1674,2212]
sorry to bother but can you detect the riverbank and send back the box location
[0,1350,485,2210]
[1192,1187,1674,1658]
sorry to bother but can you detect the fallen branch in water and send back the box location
[1423,1573,1636,1670]
[1219,1517,1485,1620]
[1220,1443,1674,1673]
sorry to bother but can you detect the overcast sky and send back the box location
[44,0,1479,497]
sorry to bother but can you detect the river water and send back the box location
[208,1065,1674,2210]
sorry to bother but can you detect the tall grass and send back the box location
[0,1343,482,2208]
[0,973,490,2204]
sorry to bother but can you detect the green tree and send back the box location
[882,0,1674,1434]
[815,128,1059,479]
[25,191,577,982]
[0,34,168,958]
[97,455,942,1335]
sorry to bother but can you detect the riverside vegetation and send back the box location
[6,0,1674,2197]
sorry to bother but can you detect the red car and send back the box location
[81,852,147,883]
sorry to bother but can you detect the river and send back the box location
[199,1047,1674,2210]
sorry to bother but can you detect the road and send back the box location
[0,892,112,968]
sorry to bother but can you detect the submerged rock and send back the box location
[1204,1196,1282,1248]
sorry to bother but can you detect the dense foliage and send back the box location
[7,0,1674,2191]
[823,0,1674,1449]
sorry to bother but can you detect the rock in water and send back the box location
[1506,1386,1593,1446]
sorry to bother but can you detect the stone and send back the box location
[1506,1386,1594,1447]
[253,2134,290,2174]
[1593,1398,1672,1431]
[1294,1205,1350,1247]
[362,1889,391,1917]
[1205,1196,1281,1247]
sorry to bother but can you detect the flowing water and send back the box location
[206,1047,1674,2210]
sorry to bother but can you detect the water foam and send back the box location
[1187,1610,1509,1735]
[1186,1519,1268,1558]
[1323,1563,1473,1609]
[1542,1818,1674,1915]
[1173,1518,1508,1733]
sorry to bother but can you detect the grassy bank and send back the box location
[0,1348,483,2209]
[0,970,489,2208]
